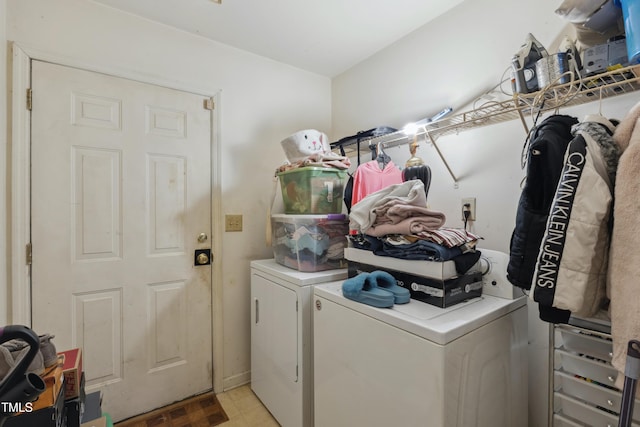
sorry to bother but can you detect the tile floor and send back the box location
[216,384,280,427]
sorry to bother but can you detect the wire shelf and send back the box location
[334,64,640,159]
[332,64,640,185]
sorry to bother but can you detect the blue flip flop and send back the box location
[342,273,394,308]
[368,270,411,304]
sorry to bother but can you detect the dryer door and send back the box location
[251,271,300,426]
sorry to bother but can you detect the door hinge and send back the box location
[26,89,32,111]
[203,98,214,110]
[296,300,298,312]
[26,243,32,265]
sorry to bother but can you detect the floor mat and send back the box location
[114,392,229,427]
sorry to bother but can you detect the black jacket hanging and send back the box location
[507,114,579,290]
[531,117,619,324]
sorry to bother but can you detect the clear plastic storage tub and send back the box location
[271,214,349,272]
[277,167,346,214]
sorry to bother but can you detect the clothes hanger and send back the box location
[599,85,604,116]
[582,86,617,134]
[376,141,391,170]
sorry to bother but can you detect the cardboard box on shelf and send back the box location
[4,382,66,427]
[31,356,65,411]
[65,373,86,427]
[59,347,83,399]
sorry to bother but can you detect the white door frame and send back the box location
[9,42,225,393]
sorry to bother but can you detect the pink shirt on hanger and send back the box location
[351,160,403,206]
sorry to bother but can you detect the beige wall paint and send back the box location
[4,0,331,391]
[331,1,638,426]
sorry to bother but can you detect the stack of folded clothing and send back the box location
[344,180,485,308]
[348,180,482,273]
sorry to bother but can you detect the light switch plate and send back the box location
[225,214,243,232]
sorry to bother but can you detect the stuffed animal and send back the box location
[280,129,330,163]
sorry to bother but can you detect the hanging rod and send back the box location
[329,126,397,150]
[366,126,459,185]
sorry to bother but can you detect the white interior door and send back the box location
[30,60,213,422]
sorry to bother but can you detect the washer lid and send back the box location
[313,281,526,345]
[250,259,347,287]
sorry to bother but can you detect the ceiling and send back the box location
[91,0,464,77]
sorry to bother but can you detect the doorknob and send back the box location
[194,249,211,266]
[197,233,208,243]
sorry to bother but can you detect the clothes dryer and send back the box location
[250,259,347,427]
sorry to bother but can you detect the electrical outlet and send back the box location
[461,198,476,221]
[225,214,243,232]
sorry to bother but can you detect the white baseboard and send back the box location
[222,370,251,392]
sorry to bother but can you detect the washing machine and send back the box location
[250,259,347,427]
[312,250,528,427]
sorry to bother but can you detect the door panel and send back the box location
[31,60,213,422]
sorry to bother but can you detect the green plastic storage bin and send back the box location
[277,166,346,214]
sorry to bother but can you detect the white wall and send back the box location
[3,0,331,391]
[332,0,578,136]
[331,1,639,426]
[0,0,7,325]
